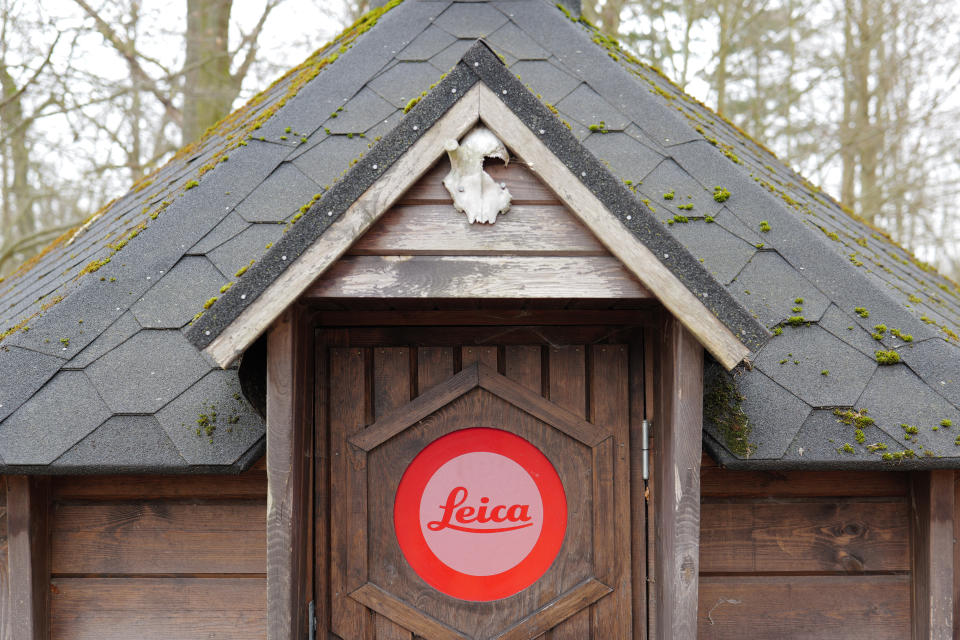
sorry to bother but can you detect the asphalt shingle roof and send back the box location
[0,0,958,472]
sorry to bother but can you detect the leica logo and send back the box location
[427,486,533,533]
[394,428,567,601]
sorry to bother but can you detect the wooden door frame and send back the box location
[263,303,707,639]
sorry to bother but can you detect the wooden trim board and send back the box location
[7,476,50,640]
[203,82,750,370]
[204,86,482,367]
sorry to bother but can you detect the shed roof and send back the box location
[0,0,958,472]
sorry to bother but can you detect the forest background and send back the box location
[1,0,958,279]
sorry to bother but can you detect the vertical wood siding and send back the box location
[46,464,267,640]
[698,456,911,639]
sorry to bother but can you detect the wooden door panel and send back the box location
[320,330,642,640]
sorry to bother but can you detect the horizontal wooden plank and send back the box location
[51,578,265,640]
[307,256,651,299]
[698,575,910,639]
[701,466,908,498]
[52,472,267,501]
[349,204,607,255]
[700,500,909,573]
[400,161,558,204]
[52,503,265,575]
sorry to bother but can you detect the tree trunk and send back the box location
[0,62,33,237]
[183,0,235,144]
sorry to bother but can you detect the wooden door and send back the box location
[315,325,648,640]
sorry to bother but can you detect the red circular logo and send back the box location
[394,428,567,601]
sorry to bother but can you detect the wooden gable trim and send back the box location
[203,81,750,370]
[204,87,482,368]
[475,85,748,369]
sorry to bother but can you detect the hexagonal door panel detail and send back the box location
[330,357,626,640]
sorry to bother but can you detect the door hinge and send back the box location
[308,600,316,640]
[642,419,650,481]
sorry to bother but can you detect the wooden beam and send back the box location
[266,306,313,640]
[652,316,703,639]
[306,255,651,299]
[477,84,749,370]
[7,475,50,640]
[911,470,954,639]
[204,86,482,367]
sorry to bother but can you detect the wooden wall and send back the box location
[46,462,267,640]
[698,455,912,639]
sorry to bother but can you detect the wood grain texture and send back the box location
[652,317,703,640]
[314,309,655,327]
[7,476,49,640]
[52,502,266,574]
[349,203,608,256]
[0,478,9,640]
[477,84,749,369]
[700,500,909,573]
[701,465,908,498]
[460,345,497,369]
[493,579,612,640]
[50,577,265,640]
[590,345,633,639]
[350,364,478,451]
[698,575,910,639]
[350,583,469,640]
[205,86,482,367]
[307,255,651,299]
[911,470,954,639]
[329,346,372,640]
[266,307,313,640]
[547,346,591,640]
[51,472,267,500]
[503,345,541,394]
[400,161,557,205]
[478,363,608,446]
[373,347,414,640]
[628,333,649,640]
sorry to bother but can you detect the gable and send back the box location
[188,43,764,371]
[310,153,651,300]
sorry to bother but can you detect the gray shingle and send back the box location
[292,134,374,189]
[668,220,757,285]
[234,163,320,223]
[556,84,629,131]
[189,212,249,255]
[731,252,831,328]
[779,409,906,464]
[857,365,960,454]
[0,371,111,465]
[817,304,883,358]
[580,132,663,183]
[638,159,723,220]
[732,369,811,459]
[131,257,226,329]
[486,21,549,60]
[397,25,457,61]
[323,88,398,135]
[369,62,447,109]
[53,415,185,471]
[755,325,877,407]
[434,3,508,38]
[86,330,210,413]
[509,59,580,104]
[899,338,960,405]
[429,38,476,72]
[156,369,265,466]
[0,346,63,422]
[208,224,285,280]
[65,311,141,370]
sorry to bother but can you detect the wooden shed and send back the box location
[0,1,958,638]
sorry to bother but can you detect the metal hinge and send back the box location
[308,600,316,640]
[642,419,651,481]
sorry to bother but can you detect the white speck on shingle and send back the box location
[474,62,479,67]
[626,215,631,221]
[539,129,545,134]
[502,89,507,95]
[240,294,246,300]
[664,254,669,259]
[205,330,211,336]
[327,211,333,216]
[281,255,287,261]
[581,171,586,177]
[372,164,378,170]
[451,88,457,93]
